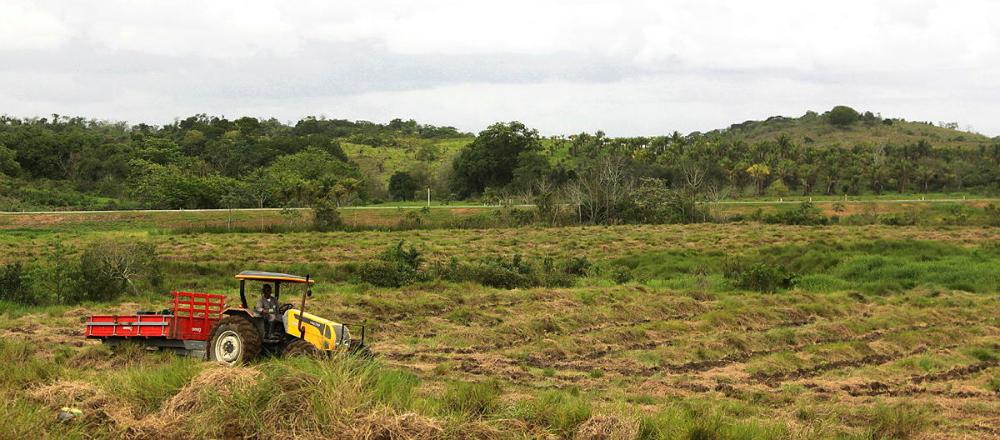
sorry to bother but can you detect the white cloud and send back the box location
[0,0,68,51]
[1,0,998,135]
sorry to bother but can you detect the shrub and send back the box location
[465,256,535,289]
[311,200,342,231]
[628,178,710,224]
[766,180,789,197]
[828,105,860,127]
[399,210,424,228]
[356,241,422,287]
[0,262,39,305]
[880,210,918,226]
[723,259,796,293]
[765,202,827,225]
[610,265,633,284]
[75,240,162,302]
[381,241,422,270]
[985,204,1000,227]
[562,257,591,276]
[356,260,413,288]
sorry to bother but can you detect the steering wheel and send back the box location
[278,303,294,314]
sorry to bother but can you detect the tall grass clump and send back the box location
[100,357,202,416]
[860,403,930,440]
[0,338,61,386]
[437,380,503,417]
[183,355,424,438]
[514,389,592,437]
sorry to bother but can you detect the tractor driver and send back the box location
[255,284,280,335]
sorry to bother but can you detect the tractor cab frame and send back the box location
[230,270,315,347]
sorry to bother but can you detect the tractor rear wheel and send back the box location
[283,339,323,359]
[208,316,261,366]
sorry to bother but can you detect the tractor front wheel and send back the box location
[208,316,261,366]
[283,339,323,359]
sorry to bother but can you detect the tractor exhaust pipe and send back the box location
[298,274,311,338]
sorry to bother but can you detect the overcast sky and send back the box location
[1,0,998,136]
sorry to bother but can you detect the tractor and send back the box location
[207,270,368,365]
[84,270,368,366]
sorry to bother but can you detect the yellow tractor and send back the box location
[207,271,368,365]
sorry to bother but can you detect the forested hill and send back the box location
[707,107,995,151]
[1,106,999,211]
[0,115,470,211]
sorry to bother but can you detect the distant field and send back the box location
[1,210,998,438]
[1,195,996,232]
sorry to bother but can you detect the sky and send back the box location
[1,0,998,136]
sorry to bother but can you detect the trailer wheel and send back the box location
[208,316,261,366]
[283,339,323,359]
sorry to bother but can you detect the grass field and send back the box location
[0,209,998,439]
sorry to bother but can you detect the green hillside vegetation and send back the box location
[343,137,472,202]
[710,108,995,150]
[1,106,999,212]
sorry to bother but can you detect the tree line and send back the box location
[0,114,463,210]
[441,111,1000,225]
[1,107,999,214]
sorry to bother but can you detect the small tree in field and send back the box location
[76,241,162,301]
[312,199,342,231]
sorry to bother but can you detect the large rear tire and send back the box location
[283,339,323,359]
[208,316,261,366]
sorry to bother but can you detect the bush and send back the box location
[381,241,422,270]
[0,263,39,305]
[562,257,591,276]
[610,265,633,284]
[880,210,918,226]
[356,241,422,287]
[765,202,827,225]
[356,260,414,288]
[985,204,1000,227]
[75,241,162,302]
[828,105,860,127]
[464,256,535,289]
[311,200,342,231]
[399,210,424,228]
[723,259,796,293]
[766,180,789,197]
[627,178,710,224]
[433,254,583,289]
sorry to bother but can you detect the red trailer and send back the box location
[85,291,226,357]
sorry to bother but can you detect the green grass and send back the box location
[437,380,503,417]
[0,212,997,438]
[100,357,202,416]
